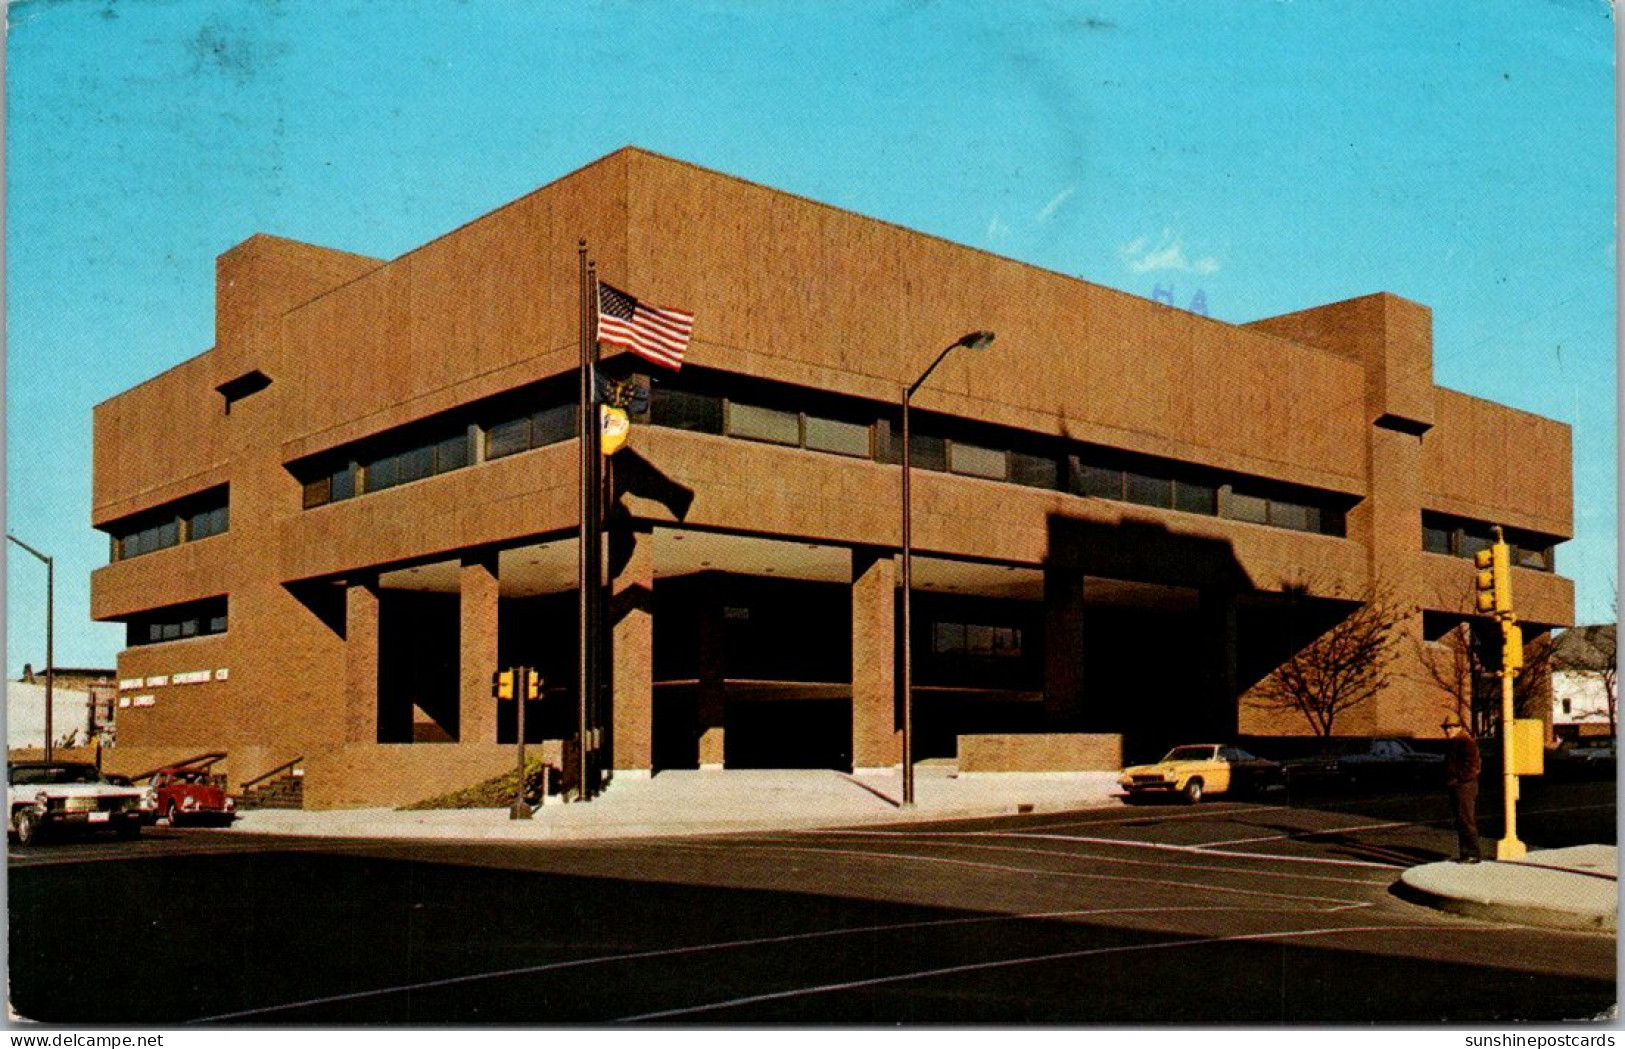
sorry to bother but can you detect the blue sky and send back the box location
[5,0,1616,675]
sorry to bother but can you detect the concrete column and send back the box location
[696,585,726,769]
[1043,567,1087,728]
[851,548,900,770]
[344,578,380,743]
[611,528,654,774]
[458,553,500,745]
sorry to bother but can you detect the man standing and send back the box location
[1443,716,1482,863]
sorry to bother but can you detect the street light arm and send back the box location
[906,331,996,398]
[6,533,51,566]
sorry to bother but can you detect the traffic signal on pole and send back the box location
[1473,542,1513,615]
[526,670,542,700]
[1502,622,1524,673]
[494,669,516,700]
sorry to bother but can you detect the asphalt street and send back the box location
[8,778,1615,1025]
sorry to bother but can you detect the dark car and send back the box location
[7,762,151,845]
[1284,738,1444,790]
[151,767,237,826]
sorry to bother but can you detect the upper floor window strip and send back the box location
[107,487,229,563]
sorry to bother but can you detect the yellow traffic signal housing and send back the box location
[1473,542,1513,615]
[1501,621,1523,673]
[494,669,516,700]
[525,671,542,700]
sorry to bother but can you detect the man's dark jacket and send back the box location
[1445,733,1481,786]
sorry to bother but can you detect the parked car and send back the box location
[7,761,152,845]
[1548,739,1616,780]
[151,766,237,826]
[1283,738,1444,790]
[1118,744,1283,803]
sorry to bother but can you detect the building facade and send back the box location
[91,148,1574,807]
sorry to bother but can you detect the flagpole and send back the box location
[587,260,604,799]
[577,241,595,800]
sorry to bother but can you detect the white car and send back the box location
[8,762,153,845]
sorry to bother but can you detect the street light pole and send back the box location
[8,534,54,761]
[900,331,994,806]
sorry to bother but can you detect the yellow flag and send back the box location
[600,405,630,456]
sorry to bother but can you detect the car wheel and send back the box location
[14,810,40,846]
[1182,778,1204,804]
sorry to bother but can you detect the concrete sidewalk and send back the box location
[227,767,1123,842]
[1396,846,1618,932]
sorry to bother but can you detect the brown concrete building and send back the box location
[90,148,1573,807]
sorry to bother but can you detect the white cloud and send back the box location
[1119,228,1220,275]
[987,215,1010,240]
[1037,185,1077,223]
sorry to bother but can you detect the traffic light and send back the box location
[1502,621,1524,673]
[525,670,542,701]
[1473,541,1513,615]
[493,669,516,700]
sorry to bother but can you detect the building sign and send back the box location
[144,675,170,687]
[172,670,212,685]
[119,678,143,691]
[215,668,230,681]
[132,695,156,707]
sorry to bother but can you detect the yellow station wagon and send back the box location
[1117,744,1283,804]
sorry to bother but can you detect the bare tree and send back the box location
[1248,583,1405,738]
[1416,619,1497,738]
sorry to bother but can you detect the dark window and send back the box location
[185,504,228,541]
[1173,480,1217,515]
[1423,520,1453,554]
[486,417,531,460]
[650,387,724,434]
[1460,530,1493,558]
[331,463,357,502]
[365,453,400,492]
[906,433,948,472]
[1515,543,1553,571]
[949,442,1007,480]
[804,415,871,457]
[1010,451,1058,490]
[1125,472,1173,508]
[932,622,967,654]
[435,433,472,473]
[531,404,576,448]
[1269,500,1315,533]
[728,402,800,445]
[1071,460,1122,499]
[127,598,227,648]
[932,621,1023,660]
[1228,490,1269,525]
[405,445,438,485]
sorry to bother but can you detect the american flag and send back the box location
[596,282,694,371]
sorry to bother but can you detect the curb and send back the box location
[1394,864,1617,933]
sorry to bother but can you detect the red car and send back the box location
[151,767,237,827]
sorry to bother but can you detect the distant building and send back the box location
[6,673,116,751]
[1552,624,1616,738]
[89,148,1574,807]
